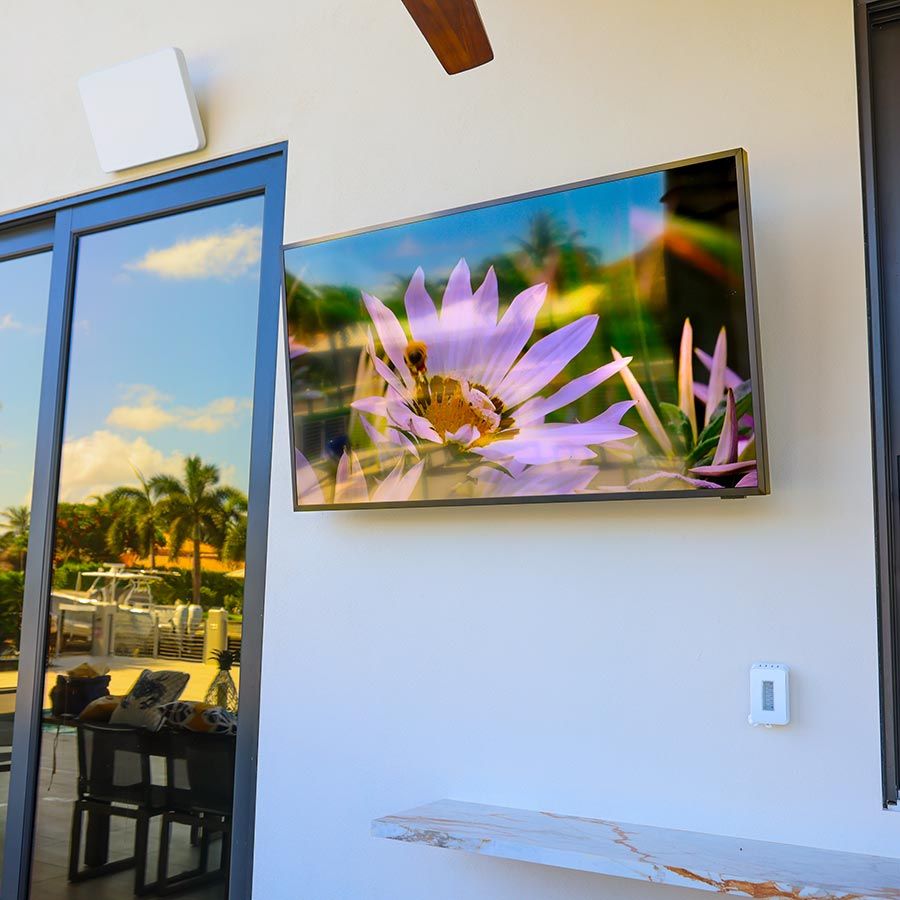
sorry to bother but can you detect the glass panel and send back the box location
[28,196,264,899]
[0,250,52,882]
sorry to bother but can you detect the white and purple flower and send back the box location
[352,259,636,470]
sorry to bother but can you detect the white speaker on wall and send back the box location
[78,47,206,173]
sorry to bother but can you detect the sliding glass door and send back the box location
[0,146,285,900]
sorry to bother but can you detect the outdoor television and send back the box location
[283,149,768,510]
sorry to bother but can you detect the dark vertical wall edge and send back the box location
[855,0,899,807]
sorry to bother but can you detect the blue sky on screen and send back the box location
[0,195,263,511]
[287,171,665,295]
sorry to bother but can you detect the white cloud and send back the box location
[58,430,185,502]
[0,313,23,331]
[126,224,262,280]
[106,385,251,434]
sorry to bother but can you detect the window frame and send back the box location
[0,142,287,898]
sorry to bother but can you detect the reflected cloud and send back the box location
[0,313,23,331]
[125,224,262,280]
[58,430,185,501]
[106,385,251,434]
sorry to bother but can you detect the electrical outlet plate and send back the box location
[749,662,790,726]
[79,47,206,173]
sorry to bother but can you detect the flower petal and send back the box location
[366,329,406,396]
[736,469,759,489]
[445,424,480,446]
[404,267,445,374]
[514,356,632,427]
[295,450,326,505]
[475,400,635,466]
[372,458,424,502]
[689,460,757,476]
[475,440,597,465]
[678,318,697,442]
[479,283,547,393]
[386,427,420,457]
[288,339,309,359]
[628,471,721,491]
[612,347,674,456]
[466,266,500,385]
[471,461,597,497]
[473,266,499,326]
[351,395,389,417]
[695,347,743,390]
[438,259,474,377]
[711,388,738,465]
[704,327,727,427]
[333,450,369,504]
[496,314,599,409]
[386,398,442,444]
[362,291,413,389]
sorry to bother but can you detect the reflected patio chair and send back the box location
[69,722,165,895]
[156,729,236,895]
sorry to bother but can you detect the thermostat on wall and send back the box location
[748,662,790,726]
[78,47,206,173]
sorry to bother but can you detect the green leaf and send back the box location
[695,381,753,448]
[686,434,722,466]
[658,402,693,454]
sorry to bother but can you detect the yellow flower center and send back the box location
[419,376,499,440]
[404,340,516,446]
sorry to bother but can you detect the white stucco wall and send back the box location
[2,1,892,897]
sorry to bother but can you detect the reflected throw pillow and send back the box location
[110,669,190,731]
[161,700,237,735]
[78,694,123,723]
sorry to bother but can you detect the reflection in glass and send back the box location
[0,250,52,883]
[29,198,263,899]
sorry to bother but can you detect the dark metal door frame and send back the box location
[0,142,288,898]
[856,0,900,807]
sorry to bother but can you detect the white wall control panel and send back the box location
[79,48,206,172]
[748,662,790,726]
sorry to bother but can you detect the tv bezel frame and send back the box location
[281,147,769,511]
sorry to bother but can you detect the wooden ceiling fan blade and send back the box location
[401,0,494,75]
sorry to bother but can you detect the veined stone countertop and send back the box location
[372,799,900,899]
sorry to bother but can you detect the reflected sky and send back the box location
[56,196,263,502]
[287,171,665,295]
[0,197,264,511]
[0,251,51,510]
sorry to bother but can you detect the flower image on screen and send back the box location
[283,151,767,509]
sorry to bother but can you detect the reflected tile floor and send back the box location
[26,729,226,900]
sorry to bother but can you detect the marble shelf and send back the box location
[372,799,900,899]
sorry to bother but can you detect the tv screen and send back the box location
[283,149,767,510]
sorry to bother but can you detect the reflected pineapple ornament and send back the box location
[205,648,239,713]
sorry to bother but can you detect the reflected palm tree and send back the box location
[1,505,29,571]
[151,457,246,605]
[107,470,164,568]
[219,492,248,565]
[222,515,247,564]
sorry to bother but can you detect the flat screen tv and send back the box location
[283,149,767,510]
